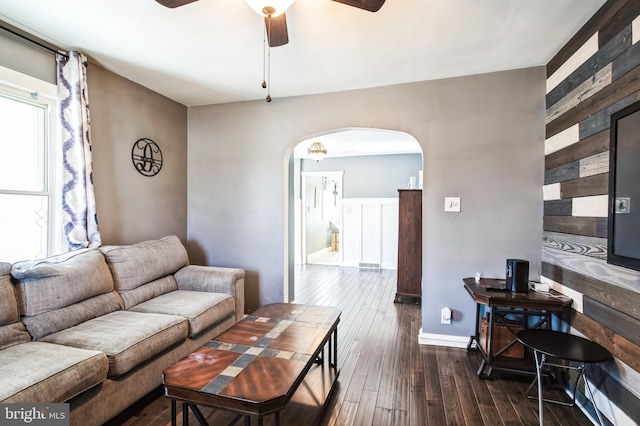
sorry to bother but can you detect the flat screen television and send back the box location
[608,99,640,271]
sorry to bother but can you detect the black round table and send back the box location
[517,329,612,426]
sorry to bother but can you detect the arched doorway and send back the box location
[285,127,423,302]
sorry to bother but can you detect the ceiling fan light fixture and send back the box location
[245,0,296,16]
[308,141,327,162]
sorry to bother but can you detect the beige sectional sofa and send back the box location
[0,235,245,426]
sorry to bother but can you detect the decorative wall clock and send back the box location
[131,138,163,177]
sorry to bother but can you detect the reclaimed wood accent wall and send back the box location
[544,1,640,423]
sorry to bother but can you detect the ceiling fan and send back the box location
[155,0,386,47]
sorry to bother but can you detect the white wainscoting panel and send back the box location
[342,198,398,269]
[380,203,399,269]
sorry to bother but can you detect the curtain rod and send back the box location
[0,22,68,58]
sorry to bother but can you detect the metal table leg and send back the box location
[584,371,606,426]
[189,404,209,426]
[333,327,338,372]
[171,400,177,426]
[182,402,189,426]
[533,350,546,426]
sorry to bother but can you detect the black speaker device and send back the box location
[506,259,529,293]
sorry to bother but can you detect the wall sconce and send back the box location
[308,141,327,162]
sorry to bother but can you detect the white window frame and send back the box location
[0,64,62,260]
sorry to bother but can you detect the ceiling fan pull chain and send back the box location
[266,13,272,102]
[261,17,267,90]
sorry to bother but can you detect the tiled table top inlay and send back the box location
[164,304,340,403]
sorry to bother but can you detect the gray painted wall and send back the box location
[88,63,188,245]
[187,66,546,333]
[301,154,422,198]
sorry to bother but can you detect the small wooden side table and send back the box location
[464,277,572,378]
[517,329,612,426]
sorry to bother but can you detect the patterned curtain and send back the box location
[57,51,102,250]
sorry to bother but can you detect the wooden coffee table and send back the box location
[163,303,341,425]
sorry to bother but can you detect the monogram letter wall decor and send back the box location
[131,138,163,177]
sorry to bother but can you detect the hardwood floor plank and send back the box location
[323,350,359,426]
[425,399,447,426]
[422,344,443,401]
[461,351,494,408]
[512,376,585,426]
[374,323,399,410]
[393,312,412,411]
[344,373,367,403]
[495,373,546,425]
[449,348,485,426]
[373,293,401,410]
[334,400,359,426]
[409,370,427,426]
[353,275,390,377]
[486,375,524,426]
[363,303,395,392]
[354,389,378,426]
[372,407,394,426]
[391,408,410,426]
[439,374,466,426]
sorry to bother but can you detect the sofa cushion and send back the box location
[12,249,115,314]
[0,341,108,403]
[101,235,189,295]
[129,290,235,336]
[11,249,122,340]
[0,262,30,350]
[23,293,124,341]
[117,276,178,310]
[41,311,188,377]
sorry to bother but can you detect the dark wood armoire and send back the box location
[395,189,422,302]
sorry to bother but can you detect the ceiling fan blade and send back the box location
[332,0,385,12]
[265,13,289,47]
[155,0,199,8]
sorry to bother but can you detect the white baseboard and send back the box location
[418,328,472,349]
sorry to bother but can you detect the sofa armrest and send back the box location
[174,265,245,323]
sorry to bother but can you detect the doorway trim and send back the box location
[284,127,424,303]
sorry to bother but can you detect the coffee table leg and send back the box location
[190,404,209,426]
[333,327,338,371]
[244,415,251,426]
[171,400,177,426]
[182,402,189,426]
[275,411,281,426]
[316,347,324,365]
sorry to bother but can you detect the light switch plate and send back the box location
[444,197,461,212]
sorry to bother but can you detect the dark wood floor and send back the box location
[115,265,592,426]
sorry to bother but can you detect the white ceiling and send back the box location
[0,0,605,107]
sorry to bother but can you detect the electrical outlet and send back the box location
[615,197,631,214]
[441,307,452,325]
